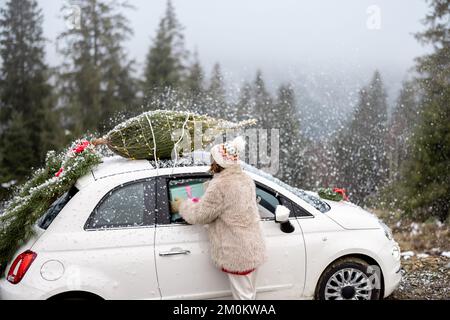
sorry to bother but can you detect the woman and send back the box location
[173,136,267,300]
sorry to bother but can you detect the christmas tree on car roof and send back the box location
[93,109,256,160]
[0,110,256,274]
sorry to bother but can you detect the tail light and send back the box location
[7,250,37,284]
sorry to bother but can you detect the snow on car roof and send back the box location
[79,151,211,185]
[92,156,155,180]
[75,155,155,189]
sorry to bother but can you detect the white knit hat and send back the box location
[210,136,246,168]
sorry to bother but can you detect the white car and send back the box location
[0,156,402,300]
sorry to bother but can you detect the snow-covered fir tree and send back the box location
[58,0,137,135]
[394,0,450,221]
[144,0,187,103]
[333,71,389,205]
[0,0,63,199]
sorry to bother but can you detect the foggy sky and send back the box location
[38,0,431,98]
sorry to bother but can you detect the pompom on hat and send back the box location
[210,136,246,168]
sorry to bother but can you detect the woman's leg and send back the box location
[228,270,258,300]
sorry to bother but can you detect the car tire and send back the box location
[48,291,103,301]
[315,257,382,300]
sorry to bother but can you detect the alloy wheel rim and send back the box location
[324,268,373,300]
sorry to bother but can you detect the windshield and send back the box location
[37,186,78,229]
[242,163,331,213]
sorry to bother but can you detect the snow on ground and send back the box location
[388,256,450,300]
[378,212,450,300]
[401,251,415,260]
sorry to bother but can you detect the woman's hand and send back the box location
[171,197,183,213]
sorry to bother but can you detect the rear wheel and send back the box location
[315,257,382,300]
[48,291,103,301]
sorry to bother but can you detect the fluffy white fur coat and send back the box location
[179,165,267,272]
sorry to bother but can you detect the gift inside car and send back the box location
[169,178,207,222]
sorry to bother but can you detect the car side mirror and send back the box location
[275,205,295,233]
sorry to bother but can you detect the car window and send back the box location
[159,174,300,224]
[38,186,78,230]
[256,184,301,219]
[242,163,331,213]
[86,181,150,229]
[166,177,283,222]
[291,202,314,217]
[281,197,313,217]
[256,187,280,219]
[168,177,210,224]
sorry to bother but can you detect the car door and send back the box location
[154,174,231,299]
[154,173,306,299]
[79,178,159,299]
[253,181,307,299]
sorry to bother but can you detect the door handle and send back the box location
[159,250,191,257]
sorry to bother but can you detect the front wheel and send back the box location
[315,257,382,300]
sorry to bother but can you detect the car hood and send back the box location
[304,192,382,230]
[327,201,382,229]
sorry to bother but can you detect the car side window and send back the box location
[256,184,300,220]
[156,175,301,224]
[168,177,211,224]
[291,201,314,217]
[256,186,280,219]
[38,186,78,230]
[280,196,314,217]
[86,180,154,230]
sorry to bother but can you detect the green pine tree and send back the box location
[235,82,255,120]
[0,113,35,182]
[183,50,206,114]
[275,84,309,187]
[334,71,389,204]
[0,0,63,194]
[205,63,228,119]
[58,0,137,135]
[143,0,187,103]
[397,0,450,221]
[387,80,420,180]
[252,70,274,128]
[235,72,307,184]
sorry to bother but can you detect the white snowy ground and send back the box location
[376,211,450,300]
[388,255,449,300]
